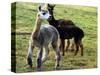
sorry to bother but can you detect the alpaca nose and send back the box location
[49,15,52,19]
[48,15,52,20]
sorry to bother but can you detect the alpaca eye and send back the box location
[43,12,46,15]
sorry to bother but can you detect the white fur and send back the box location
[39,11,51,19]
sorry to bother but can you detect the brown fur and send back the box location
[32,14,42,38]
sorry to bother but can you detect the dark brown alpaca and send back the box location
[47,4,75,56]
[47,4,84,56]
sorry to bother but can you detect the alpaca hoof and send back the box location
[55,64,60,70]
[27,57,32,68]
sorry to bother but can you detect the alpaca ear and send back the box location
[48,4,50,7]
[38,5,41,11]
[48,4,55,8]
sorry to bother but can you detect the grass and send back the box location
[11,2,97,73]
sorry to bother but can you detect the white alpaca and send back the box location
[27,4,61,70]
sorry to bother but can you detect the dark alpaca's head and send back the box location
[47,4,55,20]
[47,4,55,14]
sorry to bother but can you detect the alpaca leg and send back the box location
[37,47,43,70]
[61,39,65,56]
[79,40,84,56]
[52,42,61,69]
[74,42,79,56]
[27,42,34,68]
[65,39,70,51]
[42,46,49,63]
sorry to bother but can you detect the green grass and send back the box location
[11,2,97,73]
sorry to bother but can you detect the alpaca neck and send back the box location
[47,11,59,27]
[51,12,56,21]
[47,15,58,27]
[33,15,42,38]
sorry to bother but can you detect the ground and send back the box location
[11,2,97,73]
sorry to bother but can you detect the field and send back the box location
[11,2,97,73]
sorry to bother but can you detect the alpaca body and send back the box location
[48,18,84,56]
[47,4,84,56]
[27,4,61,71]
[47,4,75,56]
[31,25,59,48]
[57,26,84,39]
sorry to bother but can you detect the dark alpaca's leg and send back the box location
[74,43,79,56]
[79,40,84,56]
[65,39,70,52]
[74,39,80,56]
[60,39,65,56]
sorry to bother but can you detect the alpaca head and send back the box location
[47,4,55,20]
[47,4,55,13]
[38,4,51,20]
